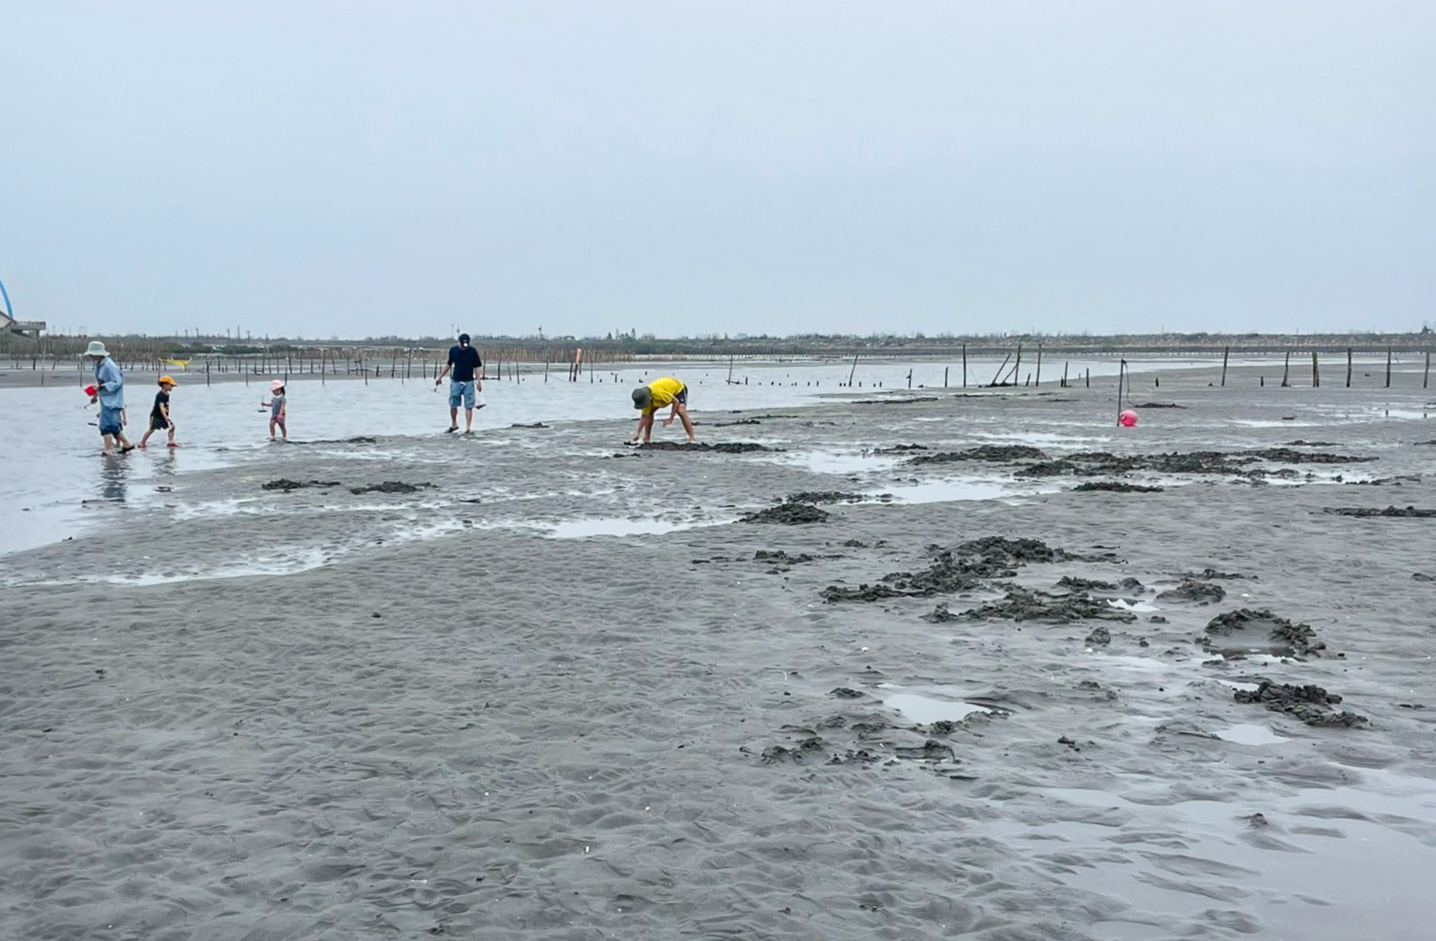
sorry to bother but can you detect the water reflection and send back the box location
[98,455,129,503]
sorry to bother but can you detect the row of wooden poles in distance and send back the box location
[7,343,1432,391]
[851,343,1432,391]
[4,347,625,385]
[1220,346,1431,389]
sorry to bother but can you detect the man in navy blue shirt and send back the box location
[435,333,485,433]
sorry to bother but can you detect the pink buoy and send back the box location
[1119,409,1138,427]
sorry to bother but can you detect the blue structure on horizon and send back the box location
[0,274,12,323]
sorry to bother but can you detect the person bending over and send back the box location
[630,377,697,444]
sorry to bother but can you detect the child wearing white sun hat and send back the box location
[261,379,288,441]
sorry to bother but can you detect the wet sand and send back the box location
[3,364,1436,940]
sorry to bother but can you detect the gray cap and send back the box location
[632,387,653,409]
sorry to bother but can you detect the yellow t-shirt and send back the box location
[645,377,685,413]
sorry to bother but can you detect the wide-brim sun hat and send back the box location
[83,340,109,358]
[632,387,653,410]
[270,379,285,392]
[159,375,177,386]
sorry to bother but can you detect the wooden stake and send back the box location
[1035,345,1042,387]
[1386,347,1392,388]
[1012,344,1022,387]
[988,351,1012,387]
[1346,347,1352,388]
[1281,351,1290,387]
[1312,351,1319,388]
[962,344,967,388]
[847,352,859,387]
[943,366,949,388]
[1425,351,1430,389]
[1062,361,1068,388]
[1116,359,1126,425]
[1221,346,1229,387]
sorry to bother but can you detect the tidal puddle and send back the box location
[768,450,904,475]
[874,476,1060,505]
[1214,723,1289,746]
[881,688,992,724]
[543,517,717,539]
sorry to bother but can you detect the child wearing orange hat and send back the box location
[139,376,178,448]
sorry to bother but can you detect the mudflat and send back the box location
[4,364,1435,940]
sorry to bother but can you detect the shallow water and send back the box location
[0,356,1216,556]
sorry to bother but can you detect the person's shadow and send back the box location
[99,455,129,503]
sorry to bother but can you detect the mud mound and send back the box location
[872,443,928,454]
[753,550,818,566]
[741,503,830,524]
[1205,608,1326,658]
[786,490,863,505]
[820,583,906,602]
[1157,578,1227,604]
[1131,402,1185,408]
[908,445,1047,466]
[1244,448,1374,465]
[959,588,1137,625]
[955,535,1070,566]
[638,441,775,453]
[855,396,939,405]
[262,478,341,491]
[1085,626,1112,645]
[1071,482,1165,493]
[1234,681,1368,727]
[1324,506,1436,518]
[1057,576,1119,592]
[349,481,434,495]
[1185,568,1253,580]
[1015,448,1371,481]
[823,536,1072,602]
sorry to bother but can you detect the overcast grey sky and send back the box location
[5,1,1433,339]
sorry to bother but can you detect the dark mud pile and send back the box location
[822,536,1072,602]
[286,436,378,446]
[1324,506,1436,518]
[871,443,928,454]
[261,478,342,492]
[1185,568,1254,580]
[1056,575,1119,591]
[1245,447,1374,464]
[958,587,1138,625]
[1015,448,1373,480]
[855,396,939,405]
[1235,681,1368,727]
[907,445,1047,465]
[740,503,831,524]
[1204,608,1327,658]
[349,481,434,495]
[786,490,864,504]
[1071,481,1165,493]
[1157,577,1227,603]
[755,707,966,772]
[638,441,775,453]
